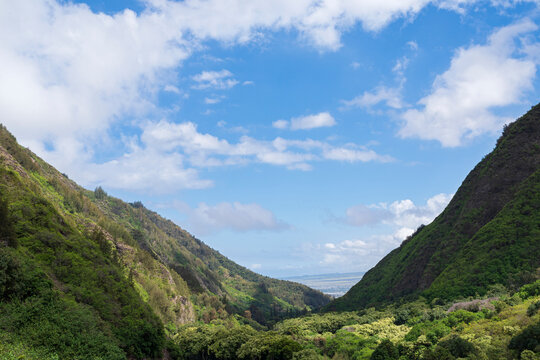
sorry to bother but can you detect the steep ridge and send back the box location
[328,104,540,311]
[0,125,329,358]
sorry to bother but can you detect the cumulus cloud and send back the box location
[345,193,453,236]
[192,70,239,90]
[291,112,337,130]
[176,201,290,235]
[273,112,337,130]
[318,193,453,268]
[320,239,378,264]
[1,0,534,193]
[400,20,539,147]
[137,120,392,173]
[82,148,212,192]
[147,0,444,51]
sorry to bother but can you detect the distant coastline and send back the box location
[282,272,365,298]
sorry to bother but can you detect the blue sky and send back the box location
[1,0,539,277]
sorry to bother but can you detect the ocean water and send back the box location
[283,272,365,298]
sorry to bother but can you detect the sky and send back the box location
[1,0,540,278]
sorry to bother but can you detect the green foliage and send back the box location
[0,249,126,359]
[275,311,377,336]
[170,284,540,360]
[0,248,51,301]
[0,191,16,247]
[520,280,540,300]
[237,331,302,360]
[508,321,540,355]
[405,320,451,344]
[370,339,399,360]
[436,335,476,358]
[443,309,484,328]
[325,331,370,358]
[528,301,540,317]
[94,186,107,200]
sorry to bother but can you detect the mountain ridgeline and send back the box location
[0,125,330,359]
[328,104,540,311]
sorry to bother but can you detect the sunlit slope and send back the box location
[0,124,329,358]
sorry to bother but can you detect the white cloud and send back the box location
[342,43,414,111]
[320,239,376,264]
[317,192,453,268]
[342,86,404,109]
[177,201,289,235]
[274,112,337,130]
[291,112,337,130]
[164,85,181,94]
[345,193,453,232]
[192,70,239,90]
[0,0,190,149]
[407,40,419,50]
[323,147,394,163]
[1,0,531,194]
[204,96,225,104]
[82,147,212,192]
[400,20,539,147]
[272,120,289,129]
[137,120,391,174]
[148,0,443,51]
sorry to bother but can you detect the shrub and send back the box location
[527,301,540,317]
[370,339,399,360]
[237,332,302,360]
[437,336,476,358]
[519,281,540,300]
[508,321,540,354]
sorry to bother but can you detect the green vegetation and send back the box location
[1,100,539,359]
[168,282,540,359]
[0,124,329,358]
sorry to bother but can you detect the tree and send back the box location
[94,186,107,200]
[370,340,399,360]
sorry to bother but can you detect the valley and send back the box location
[1,104,539,359]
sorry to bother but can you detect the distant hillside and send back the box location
[328,104,540,311]
[0,125,329,359]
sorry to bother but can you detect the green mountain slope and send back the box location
[0,125,329,359]
[328,104,540,311]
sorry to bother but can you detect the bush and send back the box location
[437,336,476,358]
[508,321,540,354]
[237,332,302,360]
[527,301,540,317]
[370,339,399,360]
[519,281,540,300]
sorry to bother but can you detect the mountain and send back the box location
[328,104,540,311]
[0,125,330,359]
